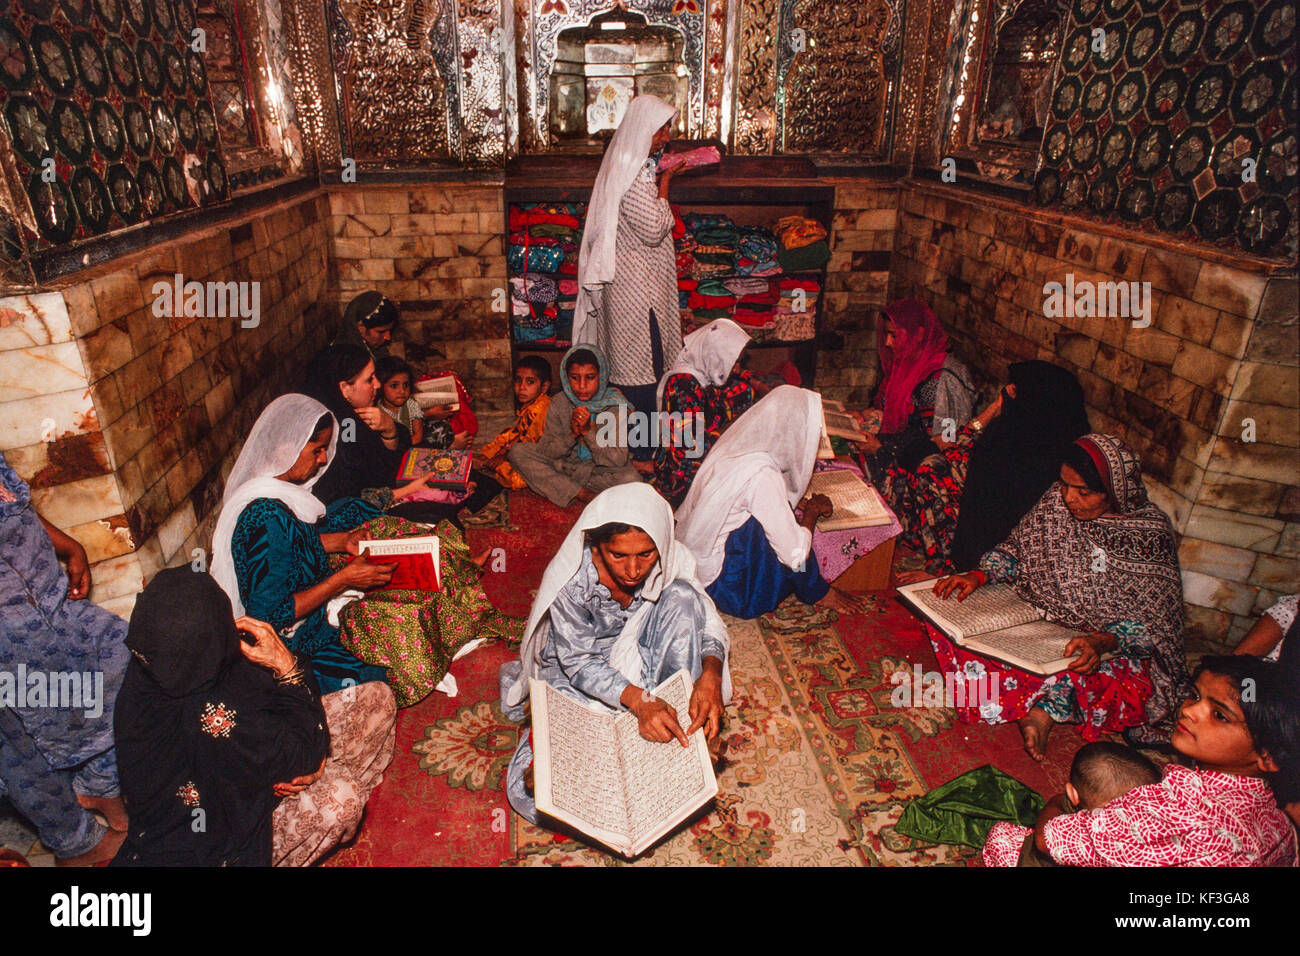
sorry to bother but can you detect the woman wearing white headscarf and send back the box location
[499,483,732,825]
[207,393,398,865]
[676,386,861,618]
[652,318,758,505]
[574,94,684,436]
[210,393,397,693]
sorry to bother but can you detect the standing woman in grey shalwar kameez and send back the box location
[573,95,685,449]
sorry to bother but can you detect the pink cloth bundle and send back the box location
[658,146,722,172]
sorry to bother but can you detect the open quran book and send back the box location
[817,400,869,459]
[806,470,893,531]
[355,535,441,591]
[414,374,461,411]
[822,399,870,442]
[897,579,1091,676]
[530,669,718,858]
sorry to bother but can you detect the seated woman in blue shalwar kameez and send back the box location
[499,483,733,826]
[675,386,862,619]
[0,452,129,865]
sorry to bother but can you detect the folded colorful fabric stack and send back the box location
[510,274,558,304]
[509,203,582,230]
[774,215,828,250]
[529,222,581,241]
[773,276,818,340]
[508,243,565,274]
[776,277,821,313]
[512,300,557,330]
[773,312,815,341]
[514,323,558,343]
[682,211,732,232]
[722,276,773,297]
[734,226,781,276]
[777,239,830,273]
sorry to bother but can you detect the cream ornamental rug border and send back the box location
[510,613,859,866]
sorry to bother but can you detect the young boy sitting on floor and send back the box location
[508,345,639,507]
[477,355,553,491]
[987,742,1161,867]
[984,656,1299,867]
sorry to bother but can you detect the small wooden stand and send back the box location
[832,535,897,592]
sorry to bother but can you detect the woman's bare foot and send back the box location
[77,793,128,830]
[1017,707,1053,762]
[55,826,126,867]
[821,587,868,615]
[895,569,933,586]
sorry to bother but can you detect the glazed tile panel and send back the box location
[0,0,229,250]
[1034,0,1297,259]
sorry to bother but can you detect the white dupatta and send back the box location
[675,385,823,586]
[655,318,751,410]
[572,95,679,350]
[501,482,731,713]
[210,394,339,617]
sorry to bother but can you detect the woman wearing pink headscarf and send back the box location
[853,299,983,568]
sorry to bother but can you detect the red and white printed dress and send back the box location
[983,765,1299,867]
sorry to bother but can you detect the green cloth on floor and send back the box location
[895,764,1045,848]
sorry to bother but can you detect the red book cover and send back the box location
[352,536,442,592]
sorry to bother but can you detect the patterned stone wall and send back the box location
[0,0,230,255]
[815,181,899,403]
[1034,0,1297,260]
[0,189,332,617]
[890,181,1298,647]
[326,184,512,411]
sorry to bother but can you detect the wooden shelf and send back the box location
[507,161,833,386]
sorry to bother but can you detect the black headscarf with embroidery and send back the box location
[113,568,329,867]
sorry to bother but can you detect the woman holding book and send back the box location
[675,386,864,618]
[573,95,684,431]
[304,343,499,524]
[212,394,517,707]
[929,433,1188,760]
[848,300,983,570]
[499,482,732,826]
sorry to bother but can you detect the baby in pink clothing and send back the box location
[985,655,1299,867]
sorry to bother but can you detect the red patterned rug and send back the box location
[323,489,1082,866]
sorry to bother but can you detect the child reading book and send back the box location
[375,356,426,446]
[984,656,1299,866]
[417,369,477,450]
[477,356,553,491]
[983,742,1161,866]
